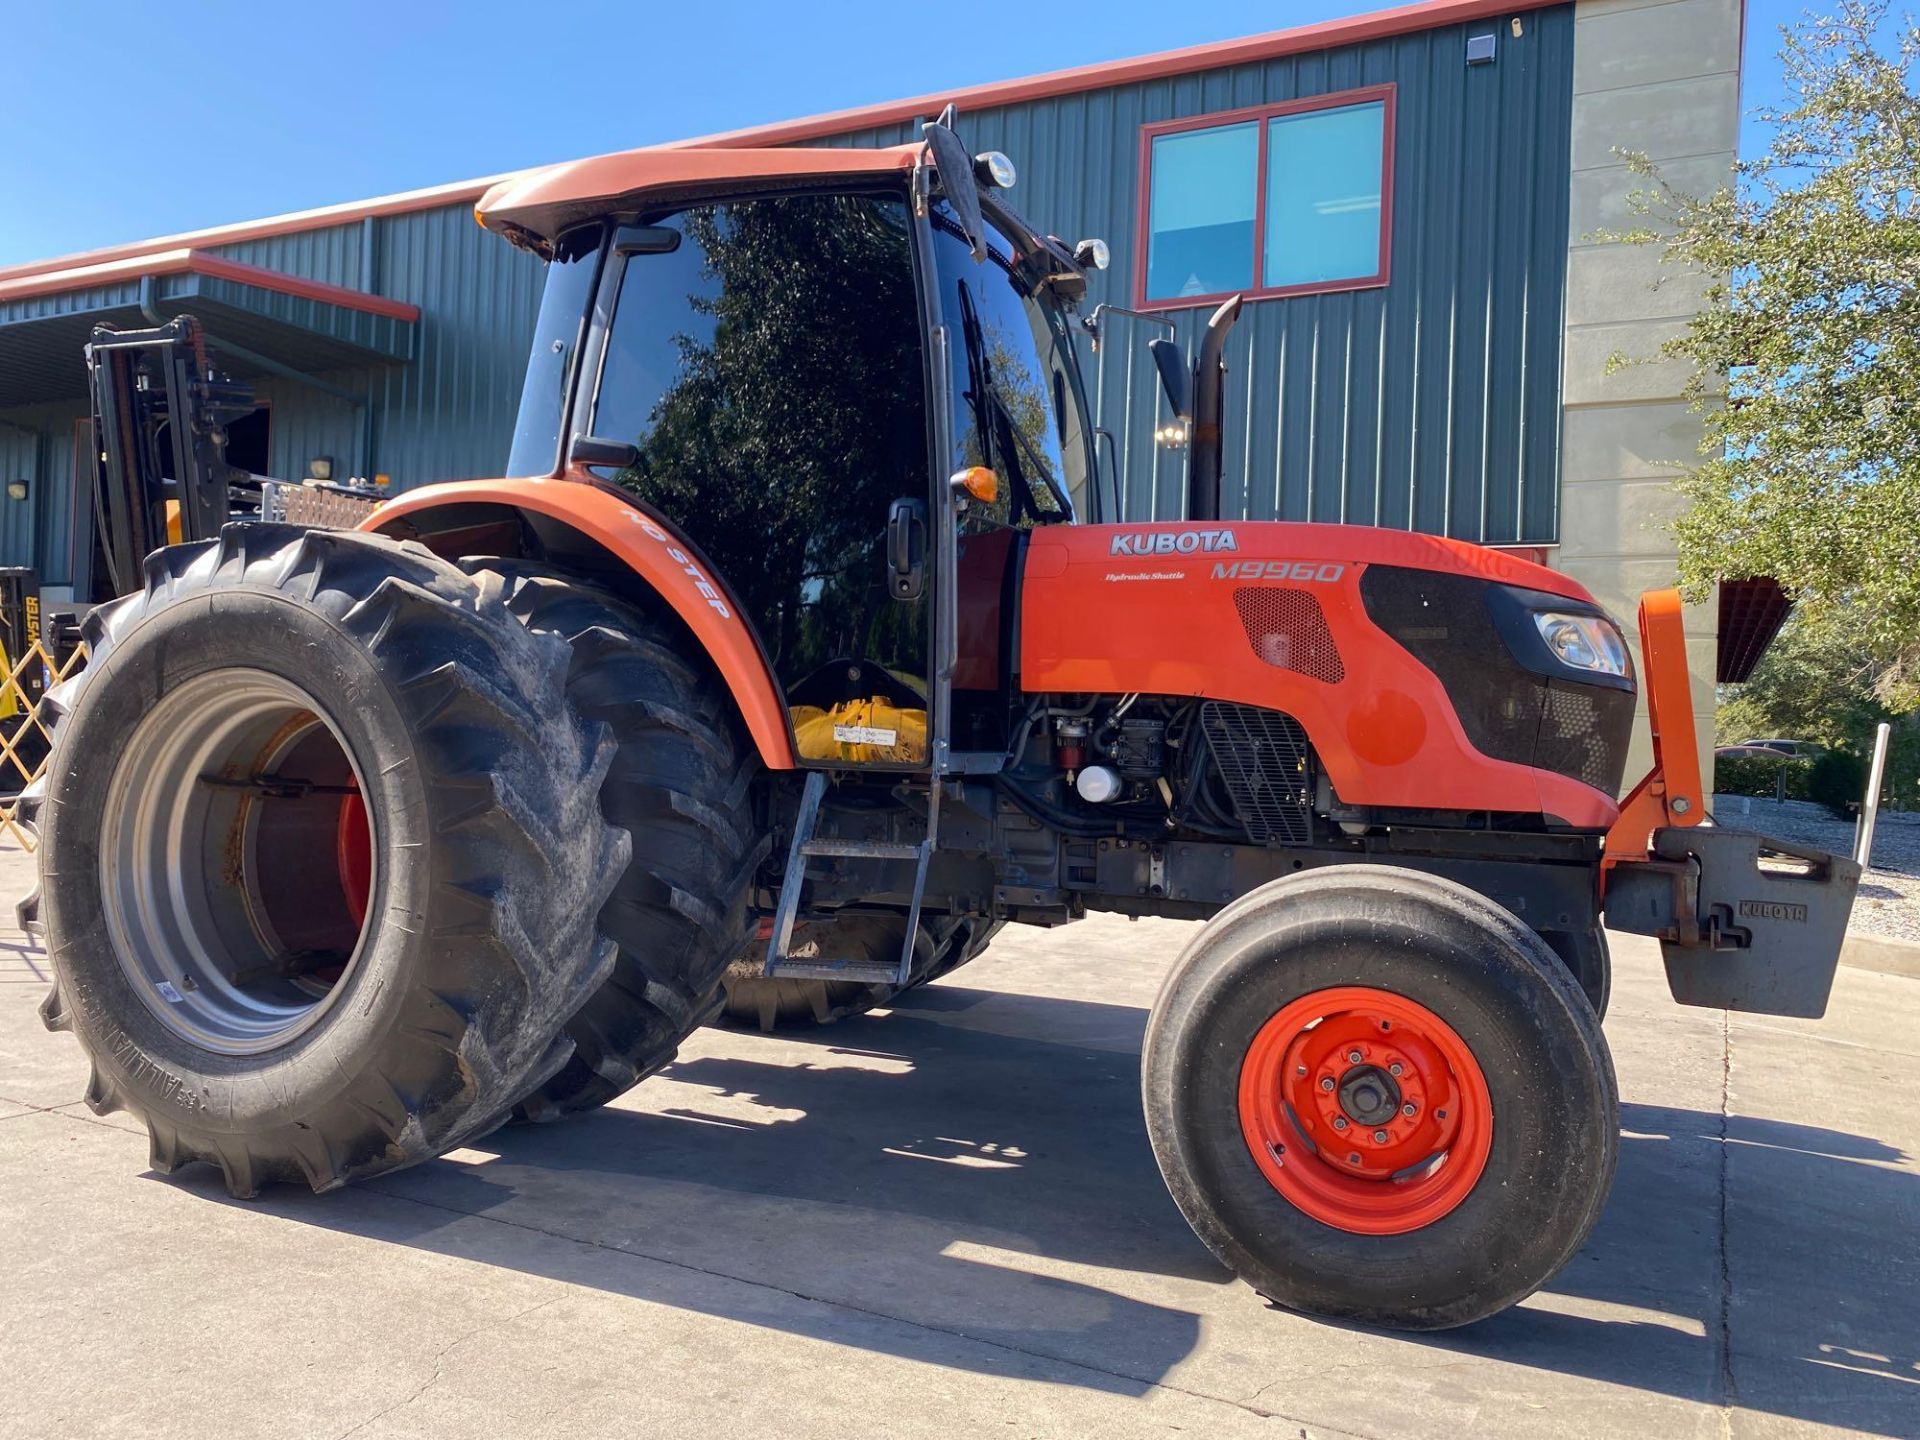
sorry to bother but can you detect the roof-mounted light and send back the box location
[1074,238,1110,271]
[974,151,1016,189]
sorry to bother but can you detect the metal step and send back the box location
[764,767,939,990]
[799,837,921,860]
[764,959,903,984]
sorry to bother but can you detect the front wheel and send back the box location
[1141,865,1618,1330]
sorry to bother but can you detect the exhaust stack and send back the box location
[1186,296,1241,522]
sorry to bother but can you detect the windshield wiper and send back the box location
[956,280,1073,524]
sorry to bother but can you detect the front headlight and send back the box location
[1533,612,1631,677]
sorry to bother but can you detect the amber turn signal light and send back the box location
[951,466,998,504]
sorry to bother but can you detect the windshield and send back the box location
[928,203,1095,525]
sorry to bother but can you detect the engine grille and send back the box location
[1232,588,1346,683]
[1539,684,1627,792]
[1199,701,1314,846]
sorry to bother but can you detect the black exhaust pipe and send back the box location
[1186,295,1241,523]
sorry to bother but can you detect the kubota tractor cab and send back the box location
[26,111,1861,1331]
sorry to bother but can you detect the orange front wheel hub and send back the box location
[1237,986,1493,1235]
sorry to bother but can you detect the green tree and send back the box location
[1718,615,1893,747]
[1622,1,1920,708]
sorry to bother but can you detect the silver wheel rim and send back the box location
[98,669,376,1055]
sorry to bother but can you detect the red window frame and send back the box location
[1133,83,1396,312]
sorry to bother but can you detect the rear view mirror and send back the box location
[569,433,639,470]
[613,225,680,256]
[1148,337,1192,422]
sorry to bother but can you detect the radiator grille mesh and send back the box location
[1199,701,1314,846]
[1540,685,1621,791]
[1232,588,1345,683]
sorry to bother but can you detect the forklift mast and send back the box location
[81,315,258,606]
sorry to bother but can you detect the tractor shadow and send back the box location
[219,984,1917,1429]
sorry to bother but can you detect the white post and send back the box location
[1855,722,1891,868]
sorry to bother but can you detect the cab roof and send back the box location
[476,143,924,255]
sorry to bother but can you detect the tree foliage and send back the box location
[1624,1,1920,708]
[1718,614,1920,807]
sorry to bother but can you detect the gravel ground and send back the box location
[1712,794,1920,942]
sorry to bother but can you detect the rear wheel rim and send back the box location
[98,669,377,1055]
[1237,985,1493,1235]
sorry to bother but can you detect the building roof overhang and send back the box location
[0,250,417,408]
[1717,578,1795,684]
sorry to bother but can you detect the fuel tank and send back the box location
[1017,521,1627,829]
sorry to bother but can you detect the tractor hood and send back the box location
[1017,520,1629,828]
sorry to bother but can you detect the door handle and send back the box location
[886,497,928,601]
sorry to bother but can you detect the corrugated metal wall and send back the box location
[208,208,545,486]
[0,404,82,582]
[365,205,547,485]
[0,4,1575,589]
[827,5,1574,542]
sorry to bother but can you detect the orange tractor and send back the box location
[26,113,1858,1329]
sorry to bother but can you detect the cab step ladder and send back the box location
[762,768,938,987]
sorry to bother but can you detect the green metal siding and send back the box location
[0,403,84,583]
[363,204,546,485]
[0,5,1575,592]
[826,5,1575,542]
[205,204,545,487]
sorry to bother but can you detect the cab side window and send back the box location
[590,191,933,765]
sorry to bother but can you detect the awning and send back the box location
[0,250,417,408]
[1718,577,1794,683]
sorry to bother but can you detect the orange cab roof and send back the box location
[477,143,924,250]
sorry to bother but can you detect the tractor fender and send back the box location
[363,476,797,768]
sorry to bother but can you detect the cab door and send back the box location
[576,189,935,768]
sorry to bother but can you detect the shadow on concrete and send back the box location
[174,985,1917,1430]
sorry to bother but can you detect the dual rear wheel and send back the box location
[31,528,755,1193]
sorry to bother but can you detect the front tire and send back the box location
[1141,865,1618,1330]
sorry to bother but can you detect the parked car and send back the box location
[1738,738,1818,757]
[1716,743,1806,761]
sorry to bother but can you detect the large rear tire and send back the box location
[719,914,1002,1031]
[1142,865,1618,1330]
[35,525,627,1197]
[462,562,763,1120]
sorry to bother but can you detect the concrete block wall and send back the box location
[1557,0,1740,790]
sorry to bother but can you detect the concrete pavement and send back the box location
[2,839,1916,1439]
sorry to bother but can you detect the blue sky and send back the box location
[0,0,1800,268]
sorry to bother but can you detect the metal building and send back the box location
[0,0,1739,767]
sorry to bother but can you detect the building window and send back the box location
[1138,86,1393,308]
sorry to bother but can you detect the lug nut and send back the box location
[1403,1102,1417,1117]
[1373,1130,1389,1144]
[1332,1116,1349,1131]
[1320,1077,1335,1092]
[1388,1062,1404,1077]
[1347,1050,1363,1064]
